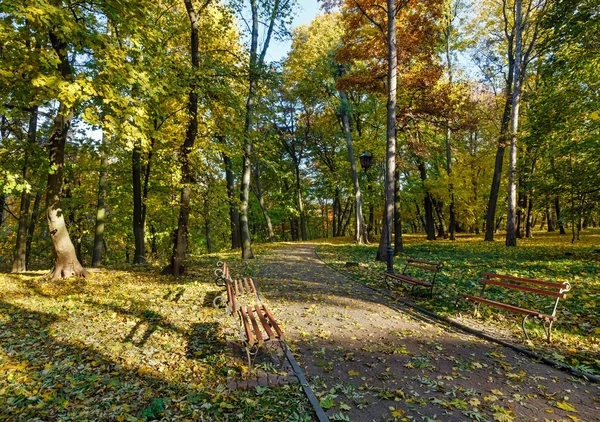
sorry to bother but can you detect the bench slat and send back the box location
[243,278,251,294]
[407,258,442,267]
[238,307,255,345]
[406,263,440,272]
[481,272,568,290]
[246,306,264,344]
[479,278,566,298]
[248,278,257,294]
[254,304,275,339]
[385,272,432,287]
[261,305,284,339]
[461,294,555,320]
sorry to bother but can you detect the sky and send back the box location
[266,0,323,63]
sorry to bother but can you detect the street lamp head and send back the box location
[359,152,373,170]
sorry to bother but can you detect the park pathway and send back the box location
[256,243,600,422]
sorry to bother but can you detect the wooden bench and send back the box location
[213,261,285,370]
[459,272,572,342]
[384,258,444,297]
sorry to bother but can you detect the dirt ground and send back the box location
[255,243,600,422]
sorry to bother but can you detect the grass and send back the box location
[315,229,600,375]
[0,250,312,421]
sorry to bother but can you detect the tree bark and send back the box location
[377,0,397,262]
[525,194,533,238]
[394,166,403,254]
[12,108,37,273]
[294,164,307,241]
[167,0,200,275]
[485,5,515,241]
[222,142,241,249]
[252,159,276,241]
[204,197,212,253]
[132,145,145,264]
[555,196,566,234]
[92,130,108,267]
[506,0,523,247]
[45,30,87,280]
[26,191,41,268]
[546,201,555,232]
[0,194,5,227]
[417,160,436,240]
[240,0,280,258]
[339,89,367,244]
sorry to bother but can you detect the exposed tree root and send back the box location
[46,261,89,281]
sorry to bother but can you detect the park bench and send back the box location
[213,261,285,370]
[384,257,444,297]
[459,272,572,342]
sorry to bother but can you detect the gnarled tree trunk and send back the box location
[45,30,87,280]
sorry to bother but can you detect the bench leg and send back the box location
[521,315,531,342]
[544,320,554,343]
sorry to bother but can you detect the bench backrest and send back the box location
[405,258,443,273]
[480,272,571,317]
[481,272,571,298]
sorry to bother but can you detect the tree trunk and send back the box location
[516,190,525,239]
[0,194,5,227]
[332,192,338,237]
[45,31,87,280]
[204,197,212,253]
[506,0,523,247]
[252,159,276,241]
[340,89,367,244]
[368,203,374,242]
[222,144,241,249]
[26,191,41,268]
[92,130,108,267]
[394,166,403,254]
[12,108,38,273]
[240,0,280,258]
[556,196,566,234]
[434,199,447,239]
[443,12,456,241]
[546,201,555,232]
[378,0,397,265]
[525,194,533,238]
[168,0,199,275]
[294,164,307,241]
[485,24,515,241]
[132,145,145,264]
[417,160,436,240]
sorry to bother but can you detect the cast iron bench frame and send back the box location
[213,261,285,370]
[459,272,571,342]
[384,257,444,297]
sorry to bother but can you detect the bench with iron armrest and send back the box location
[384,258,444,297]
[213,261,285,370]
[213,261,260,311]
[459,272,571,342]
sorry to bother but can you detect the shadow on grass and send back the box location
[0,300,196,421]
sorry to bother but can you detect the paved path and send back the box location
[257,243,600,422]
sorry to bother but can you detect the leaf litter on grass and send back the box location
[316,230,600,376]
[0,253,311,421]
